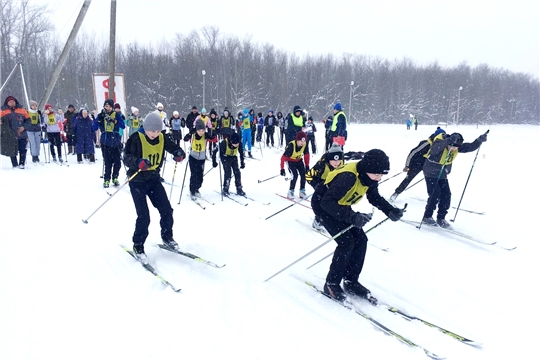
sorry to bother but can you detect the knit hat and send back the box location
[434,126,446,136]
[449,133,464,147]
[359,149,390,175]
[68,104,75,109]
[269,109,274,114]
[114,103,121,110]
[5,95,17,104]
[230,133,240,144]
[29,100,38,107]
[192,105,198,110]
[201,108,207,114]
[327,142,344,161]
[143,112,163,132]
[296,131,307,141]
[156,102,164,109]
[131,106,139,114]
[334,102,342,111]
[173,111,179,116]
[243,108,249,116]
[195,119,206,130]
[45,103,53,110]
[104,99,114,108]
[293,105,302,113]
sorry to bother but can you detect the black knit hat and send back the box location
[103,99,114,108]
[359,149,390,175]
[327,142,344,161]
[230,133,240,144]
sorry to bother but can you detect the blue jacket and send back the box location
[93,110,124,147]
[73,111,96,154]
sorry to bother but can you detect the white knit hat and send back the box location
[156,102,164,109]
[131,106,139,114]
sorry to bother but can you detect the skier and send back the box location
[421,131,488,228]
[306,142,344,230]
[328,102,347,146]
[126,107,142,137]
[276,111,285,147]
[280,131,310,199]
[264,110,276,147]
[219,108,234,140]
[0,95,30,168]
[285,105,305,144]
[93,99,125,187]
[390,127,446,201]
[169,111,183,146]
[239,108,253,157]
[305,116,317,154]
[311,149,404,303]
[123,112,186,264]
[27,100,43,163]
[156,102,168,134]
[323,115,333,151]
[212,132,246,196]
[183,119,216,200]
[43,103,65,163]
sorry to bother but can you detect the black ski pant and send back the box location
[307,134,316,154]
[222,156,241,191]
[279,127,285,146]
[188,156,205,194]
[129,178,174,247]
[395,162,424,194]
[265,127,275,147]
[47,132,62,158]
[287,160,306,191]
[102,145,122,182]
[325,131,333,152]
[172,130,182,146]
[423,176,451,220]
[319,211,368,285]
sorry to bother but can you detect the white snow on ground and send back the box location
[0,123,538,360]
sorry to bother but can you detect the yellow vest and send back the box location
[47,113,57,125]
[291,114,304,127]
[191,134,206,152]
[288,140,306,160]
[324,162,368,206]
[242,117,251,129]
[331,111,347,132]
[222,117,230,128]
[138,132,164,171]
[424,133,458,164]
[29,111,40,125]
[224,139,238,157]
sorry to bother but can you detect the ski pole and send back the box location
[378,171,403,185]
[306,204,407,270]
[451,130,489,223]
[177,159,190,205]
[264,224,355,282]
[404,177,424,192]
[258,174,280,183]
[265,193,313,220]
[82,170,140,223]
[168,160,179,202]
[218,153,223,201]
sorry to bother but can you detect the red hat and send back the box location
[296,131,307,141]
[45,104,53,110]
[114,103,121,109]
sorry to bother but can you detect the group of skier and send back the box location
[2,95,489,304]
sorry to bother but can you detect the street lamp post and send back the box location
[349,81,354,120]
[456,86,463,126]
[202,70,206,109]
[510,98,515,123]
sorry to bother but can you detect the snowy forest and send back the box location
[1,0,539,125]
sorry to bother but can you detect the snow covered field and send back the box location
[0,123,538,360]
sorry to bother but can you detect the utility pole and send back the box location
[108,0,117,102]
[39,0,92,110]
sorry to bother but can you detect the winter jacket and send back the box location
[27,109,43,132]
[1,96,29,156]
[93,110,125,147]
[73,111,96,154]
[422,135,482,179]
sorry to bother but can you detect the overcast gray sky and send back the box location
[43,0,539,78]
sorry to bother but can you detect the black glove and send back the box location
[212,160,218,168]
[350,212,372,228]
[280,169,286,177]
[388,207,404,222]
[240,161,245,169]
[183,134,191,142]
[477,134,488,143]
[138,158,151,171]
[173,149,185,162]
[305,167,310,175]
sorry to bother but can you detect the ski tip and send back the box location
[82,219,88,224]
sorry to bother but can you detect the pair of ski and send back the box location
[400,219,516,251]
[121,244,226,292]
[409,197,485,215]
[214,190,248,206]
[305,281,480,359]
[275,193,311,209]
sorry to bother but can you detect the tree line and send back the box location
[1,0,538,125]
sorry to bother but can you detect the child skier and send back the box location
[123,112,186,264]
[212,132,246,196]
[280,131,310,199]
[183,119,216,200]
[311,149,404,303]
[306,143,344,230]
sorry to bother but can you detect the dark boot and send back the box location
[236,187,246,196]
[89,154,96,163]
[10,156,18,168]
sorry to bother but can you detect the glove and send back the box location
[138,158,151,171]
[240,161,245,169]
[350,212,373,228]
[388,207,404,222]
[477,134,488,143]
[212,160,218,168]
[183,134,191,142]
[306,167,310,175]
[173,149,185,162]
[280,169,286,177]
